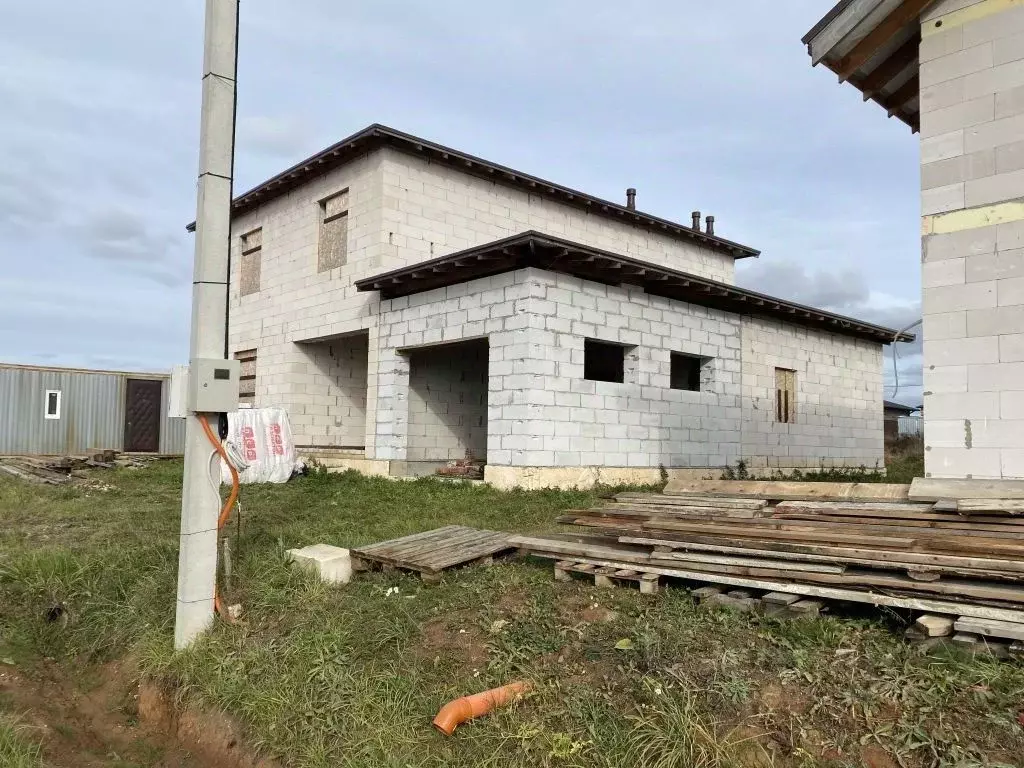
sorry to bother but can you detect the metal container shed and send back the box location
[0,363,185,456]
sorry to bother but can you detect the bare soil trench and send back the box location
[0,659,273,768]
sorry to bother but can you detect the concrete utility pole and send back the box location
[175,0,240,650]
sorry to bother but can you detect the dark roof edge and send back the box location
[801,0,855,44]
[354,231,913,344]
[184,124,760,259]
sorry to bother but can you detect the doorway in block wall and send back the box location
[295,331,370,452]
[405,338,489,477]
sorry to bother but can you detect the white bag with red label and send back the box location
[220,407,299,484]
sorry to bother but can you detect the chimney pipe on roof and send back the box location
[626,188,636,210]
[705,215,715,236]
[691,211,701,232]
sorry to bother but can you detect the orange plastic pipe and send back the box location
[432,681,530,736]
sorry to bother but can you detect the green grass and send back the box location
[3,461,1024,768]
[0,716,44,768]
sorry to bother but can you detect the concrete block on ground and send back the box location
[707,592,757,613]
[692,586,722,602]
[286,543,353,585]
[914,614,956,637]
[786,599,824,618]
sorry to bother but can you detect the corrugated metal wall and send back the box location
[0,365,185,455]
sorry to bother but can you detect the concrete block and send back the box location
[920,24,964,63]
[914,614,956,637]
[923,310,967,340]
[923,182,966,214]
[995,84,1024,119]
[787,599,824,617]
[967,362,1024,390]
[920,94,994,138]
[921,77,968,114]
[965,168,1024,207]
[923,258,967,287]
[922,149,996,189]
[924,226,998,261]
[921,129,966,164]
[707,592,757,613]
[923,281,997,313]
[962,4,1024,47]
[925,364,969,394]
[287,544,353,585]
[926,446,1004,477]
[964,58,1024,99]
[965,248,1024,281]
[924,391,1001,419]
[967,304,1024,336]
[920,42,993,88]
[923,334,1000,366]
[691,586,722,602]
[994,31,1024,65]
[1000,334,1024,362]
[998,275,1024,305]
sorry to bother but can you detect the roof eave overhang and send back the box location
[355,231,913,345]
[185,124,760,260]
[802,0,934,133]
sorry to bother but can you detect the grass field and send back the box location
[2,460,1023,768]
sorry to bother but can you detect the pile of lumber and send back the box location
[514,479,1024,643]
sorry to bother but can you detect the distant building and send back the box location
[883,400,919,441]
[0,363,184,456]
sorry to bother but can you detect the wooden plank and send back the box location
[954,617,1024,642]
[663,479,909,502]
[614,493,767,510]
[516,536,1024,605]
[910,477,1024,502]
[774,501,1018,525]
[618,536,1024,578]
[834,0,932,80]
[768,512,1024,536]
[958,499,1024,515]
[650,550,846,574]
[529,551,1024,624]
[641,518,914,549]
[856,33,920,98]
[600,503,761,520]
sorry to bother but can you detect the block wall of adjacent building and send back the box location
[920,0,1024,478]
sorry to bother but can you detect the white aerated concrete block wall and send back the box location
[295,334,370,448]
[373,267,883,472]
[920,0,1024,478]
[740,318,884,470]
[377,149,737,283]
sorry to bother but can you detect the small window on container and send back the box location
[44,390,61,420]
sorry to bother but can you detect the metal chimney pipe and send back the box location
[691,211,701,232]
[705,215,715,236]
[626,188,636,210]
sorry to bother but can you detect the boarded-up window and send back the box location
[318,189,349,272]
[235,349,257,407]
[239,228,262,297]
[775,367,796,424]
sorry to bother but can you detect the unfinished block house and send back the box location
[209,124,910,488]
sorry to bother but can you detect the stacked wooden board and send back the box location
[513,480,1024,646]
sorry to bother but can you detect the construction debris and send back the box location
[435,457,485,480]
[0,453,151,485]
[513,480,1024,652]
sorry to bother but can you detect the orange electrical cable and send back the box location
[200,416,240,619]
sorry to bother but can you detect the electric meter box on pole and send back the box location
[186,358,240,413]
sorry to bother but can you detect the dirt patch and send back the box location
[758,682,811,716]
[414,616,489,669]
[860,743,900,768]
[138,682,278,768]
[0,658,199,767]
[0,659,275,768]
[495,588,531,618]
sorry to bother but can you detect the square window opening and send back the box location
[584,339,630,383]
[44,390,61,420]
[670,353,709,392]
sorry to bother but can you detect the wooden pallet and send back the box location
[351,525,514,584]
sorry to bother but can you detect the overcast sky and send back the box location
[0,1,923,405]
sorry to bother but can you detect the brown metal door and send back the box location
[124,379,162,452]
